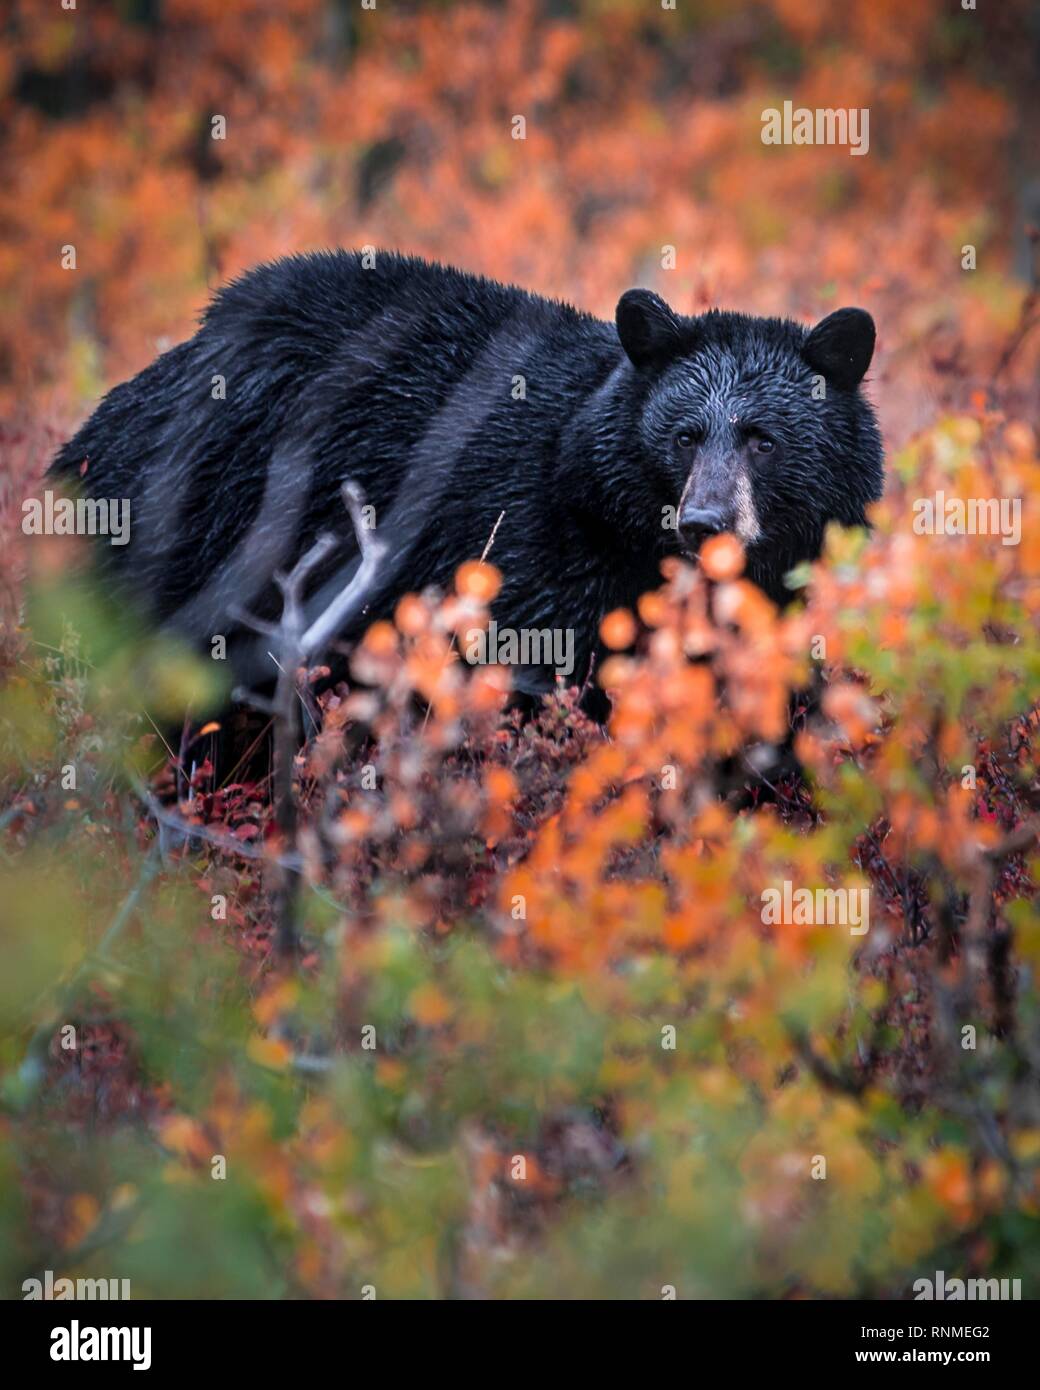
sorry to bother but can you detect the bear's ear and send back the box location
[616,289,683,369]
[802,307,875,390]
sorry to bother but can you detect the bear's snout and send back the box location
[678,505,728,552]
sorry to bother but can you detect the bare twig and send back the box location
[216,484,387,959]
[137,781,303,869]
[963,817,1040,958]
[144,483,387,960]
[420,509,507,736]
[993,261,1040,380]
[480,509,506,563]
[299,483,389,661]
[981,815,1040,862]
[266,532,338,959]
[960,815,1040,1030]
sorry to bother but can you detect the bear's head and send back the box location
[615,289,883,603]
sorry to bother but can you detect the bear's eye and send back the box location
[750,434,776,455]
[675,430,699,451]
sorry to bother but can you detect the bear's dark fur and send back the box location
[50,250,883,699]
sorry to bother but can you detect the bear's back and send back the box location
[202,250,599,372]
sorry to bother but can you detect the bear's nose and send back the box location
[678,507,726,551]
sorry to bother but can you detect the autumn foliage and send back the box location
[2,0,1040,1299]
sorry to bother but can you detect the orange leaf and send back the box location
[600,608,637,649]
[455,561,502,602]
[699,533,745,581]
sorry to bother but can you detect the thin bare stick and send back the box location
[481,509,506,562]
[420,511,508,735]
[960,815,1040,1017]
[170,485,389,959]
[299,484,388,660]
[136,781,302,867]
[227,606,278,640]
[267,532,339,959]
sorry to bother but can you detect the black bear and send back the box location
[50,250,882,701]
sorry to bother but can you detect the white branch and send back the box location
[300,483,389,660]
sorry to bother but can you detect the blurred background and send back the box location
[2,0,1038,453]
